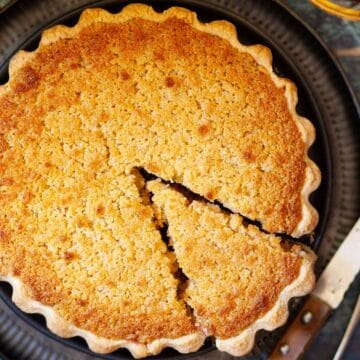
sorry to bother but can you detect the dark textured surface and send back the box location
[286,0,360,99]
[0,0,359,359]
[284,3,360,359]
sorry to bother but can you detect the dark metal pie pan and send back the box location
[0,0,359,359]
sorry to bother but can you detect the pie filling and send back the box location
[146,178,307,338]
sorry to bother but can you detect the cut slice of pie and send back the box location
[148,180,316,356]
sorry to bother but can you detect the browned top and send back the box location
[149,181,302,338]
[0,11,308,343]
[1,16,307,234]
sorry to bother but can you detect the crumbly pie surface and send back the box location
[0,4,319,358]
[148,180,316,356]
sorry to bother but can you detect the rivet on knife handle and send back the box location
[269,295,332,360]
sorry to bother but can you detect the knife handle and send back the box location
[269,295,332,360]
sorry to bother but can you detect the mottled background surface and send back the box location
[285,1,359,359]
[286,0,360,99]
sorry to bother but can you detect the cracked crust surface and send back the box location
[0,3,319,358]
[148,180,316,356]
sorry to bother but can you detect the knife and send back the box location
[269,217,360,360]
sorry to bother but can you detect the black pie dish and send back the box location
[0,0,359,359]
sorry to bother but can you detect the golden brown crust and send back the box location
[0,3,320,357]
[148,180,316,357]
[216,250,315,355]
[0,275,205,358]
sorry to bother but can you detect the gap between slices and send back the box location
[137,166,316,244]
[137,168,314,243]
[135,168,316,356]
[130,168,193,315]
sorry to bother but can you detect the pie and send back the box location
[0,3,320,358]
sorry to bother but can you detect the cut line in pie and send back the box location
[148,180,316,357]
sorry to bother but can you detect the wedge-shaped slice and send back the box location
[148,180,316,357]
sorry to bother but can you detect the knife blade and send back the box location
[269,217,360,360]
[313,217,360,308]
